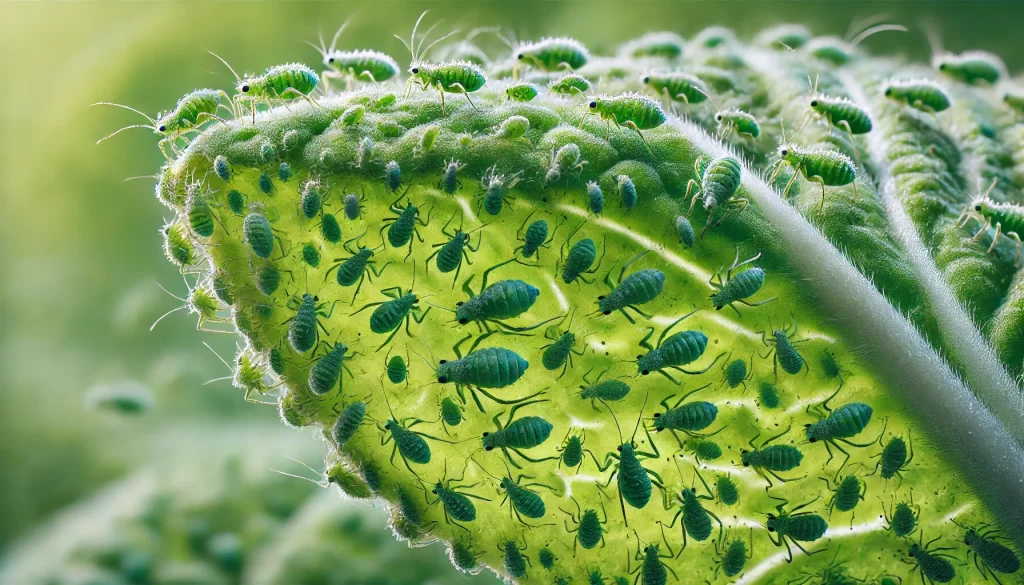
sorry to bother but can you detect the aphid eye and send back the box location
[808,437,817,443]
[653,413,661,418]
[485,445,493,451]
[482,432,489,437]
[589,101,597,109]
[780,149,788,156]
[885,88,893,96]
[384,423,390,430]
[975,204,982,211]
[517,53,524,60]
[617,445,623,452]
[458,318,468,324]
[158,125,167,132]
[411,67,420,74]
[455,302,464,307]
[241,84,250,92]
[641,370,650,375]
[767,526,775,532]
[432,488,438,494]
[439,360,447,364]
[437,376,447,383]
[642,76,650,83]
[636,355,643,360]
[328,57,335,63]
[603,310,611,315]
[939,63,947,70]
[810,100,818,107]
[715,114,722,121]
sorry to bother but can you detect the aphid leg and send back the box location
[622,120,656,158]
[985,222,1004,253]
[781,167,800,198]
[971,217,993,242]
[449,83,479,111]
[811,175,828,214]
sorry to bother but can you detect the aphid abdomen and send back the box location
[503,541,527,578]
[337,250,371,286]
[562,238,598,283]
[774,331,805,374]
[436,236,466,273]
[716,475,738,506]
[721,539,747,576]
[788,514,828,541]
[659,401,717,432]
[689,439,723,460]
[505,480,546,518]
[332,401,366,446]
[388,208,417,247]
[682,492,713,540]
[911,546,956,583]
[588,182,604,215]
[561,436,583,467]
[577,509,603,548]
[813,402,873,440]
[979,200,1024,234]
[580,379,631,402]
[392,424,431,464]
[243,213,274,258]
[369,294,416,334]
[474,280,541,320]
[542,333,574,370]
[969,532,1021,574]
[833,475,862,511]
[600,269,665,313]
[387,355,407,384]
[501,416,553,449]
[702,156,743,209]
[712,268,764,308]
[289,295,318,353]
[308,343,347,395]
[757,444,804,471]
[642,548,668,585]
[187,197,215,238]
[438,487,477,522]
[538,547,555,570]
[522,220,548,258]
[880,437,908,478]
[465,348,529,388]
[889,502,917,536]
[662,331,709,369]
[801,149,857,186]
[618,446,652,508]
[321,214,341,243]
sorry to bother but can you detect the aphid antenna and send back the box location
[328,16,354,53]
[91,102,158,143]
[628,391,651,445]
[848,23,907,47]
[411,340,438,368]
[692,87,722,114]
[122,173,160,182]
[269,466,327,487]
[921,17,946,62]
[845,13,894,41]
[208,51,242,84]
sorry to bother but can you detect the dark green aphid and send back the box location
[482,399,555,469]
[450,538,481,571]
[597,251,665,323]
[428,461,489,528]
[354,136,374,168]
[477,167,519,216]
[498,472,549,523]
[381,194,429,259]
[761,319,807,376]
[360,459,382,493]
[332,400,367,446]
[741,424,804,486]
[716,474,739,506]
[558,222,605,284]
[256,265,281,295]
[380,391,452,472]
[505,82,539,102]
[321,213,341,243]
[588,181,604,215]
[588,568,605,585]
[819,350,844,388]
[212,273,233,306]
[558,430,586,470]
[959,523,1021,579]
[593,398,665,526]
[538,547,555,570]
[549,72,591,95]
[666,466,722,548]
[774,142,858,213]
[578,367,631,408]
[435,332,533,412]
[301,243,320,268]
[384,160,402,192]
[805,386,874,465]
[625,529,677,585]
[759,382,780,409]
[514,37,590,71]
[259,172,273,194]
[540,311,585,378]
[501,538,530,579]
[278,162,291,182]
[386,354,407,384]
[545,143,586,186]
[455,260,553,333]
[872,425,914,486]
[636,310,722,383]
[326,234,389,302]
[343,190,364,220]
[187,193,216,238]
[517,212,553,259]
[688,438,720,463]
[300,182,322,219]
[937,51,1003,84]
[651,383,718,448]
[440,396,463,429]
[308,341,349,395]
[582,92,666,155]
[561,498,606,551]
[227,189,245,214]
[884,492,919,537]
[907,535,957,584]
[675,216,694,248]
[613,577,628,585]
[710,250,773,314]
[214,155,231,181]
[425,214,482,285]
[259,141,276,164]
[821,473,864,514]
[642,72,709,107]
[352,271,430,350]
[765,496,829,562]
[883,79,951,113]
[715,529,753,578]
[685,155,745,238]
[285,293,336,353]
[394,484,425,528]
[243,212,274,258]
[439,159,465,194]
[616,174,637,211]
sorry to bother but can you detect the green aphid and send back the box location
[505,82,539,102]
[808,94,873,135]
[538,546,556,570]
[764,497,829,562]
[687,438,723,461]
[386,354,407,384]
[163,222,197,268]
[340,105,365,126]
[259,172,273,194]
[937,51,1003,84]
[493,115,530,140]
[398,13,487,115]
[301,243,320,268]
[805,36,856,65]
[259,141,276,164]
[415,124,440,155]
[236,62,320,103]
[514,36,590,72]
[626,531,677,585]
[321,213,342,243]
[715,529,753,578]
[618,31,685,59]
[642,72,709,107]
[313,21,399,85]
[277,161,291,182]
[308,341,349,395]
[501,538,530,578]
[450,538,481,572]
[214,155,231,181]
[332,401,367,447]
[256,265,281,296]
[482,398,554,469]
[582,92,666,155]
[759,382,780,409]
[721,354,752,389]
[716,474,739,506]
[563,498,607,551]
[227,189,245,215]
[883,79,951,113]
[300,181,321,219]
[685,155,745,238]
[741,425,803,486]
[716,108,760,139]
[440,396,463,430]
[549,73,591,96]
[773,142,858,213]
[327,462,372,498]
[243,212,275,258]
[821,472,865,514]
[285,293,336,353]
[883,492,919,537]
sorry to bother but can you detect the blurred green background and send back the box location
[1,1,1021,581]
